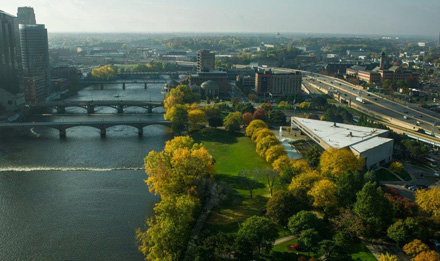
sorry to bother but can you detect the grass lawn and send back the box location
[375,168,401,181]
[192,128,279,233]
[271,239,376,261]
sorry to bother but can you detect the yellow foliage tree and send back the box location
[164,89,184,112]
[265,145,287,163]
[308,179,338,211]
[291,159,312,174]
[298,101,311,109]
[251,128,274,143]
[320,148,364,178]
[379,252,398,261]
[288,170,323,203]
[388,161,403,175]
[256,135,280,158]
[403,239,430,257]
[188,109,207,131]
[415,187,440,217]
[91,65,117,80]
[245,120,268,137]
[144,136,215,197]
[272,155,293,173]
[414,250,440,261]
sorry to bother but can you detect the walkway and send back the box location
[362,239,409,261]
[274,235,295,245]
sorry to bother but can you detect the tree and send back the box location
[204,106,223,128]
[307,179,338,212]
[269,110,286,125]
[248,94,257,102]
[253,108,267,121]
[415,187,440,217]
[235,102,255,114]
[144,136,215,197]
[297,229,321,256]
[403,239,430,257]
[188,109,207,131]
[235,216,278,259]
[136,195,199,261]
[257,168,279,196]
[224,111,242,132]
[299,101,311,109]
[261,103,272,112]
[272,155,294,185]
[256,136,280,158]
[336,170,365,208]
[353,182,393,236]
[164,88,184,111]
[289,170,323,204]
[246,120,268,137]
[387,217,421,246]
[251,128,274,143]
[266,191,305,227]
[288,210,324,236]
[320,148,364,178]
[305,145,321,168]
[265,144,287,163]
[388,161,403,175]
[414,251,440,261]
[330,209,366,238]
[91,65,117,80]
[379,252,398,261]
[242,112,254,126]
[238,170,258,199]
[165,104,188,134]
[310,95,328,109]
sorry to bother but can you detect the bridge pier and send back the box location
[144,82,147,90]
[57,106,66,114]
[118,105,124,114]
[148,105,153,113]
[138,127,143,136]
[100,83,104,90]
[87,105,95,114]
[122,83,126,90]
[59,129,66,138]
[100,128,106,138]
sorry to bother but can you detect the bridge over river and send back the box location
[30,101,163,114]
[0,119,171,138]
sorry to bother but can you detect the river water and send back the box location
[0,83,171,260]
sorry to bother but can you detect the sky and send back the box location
[1,0,439,36]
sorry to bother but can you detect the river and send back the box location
[0,83,171,260]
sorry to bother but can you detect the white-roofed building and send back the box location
[292,117,393,170]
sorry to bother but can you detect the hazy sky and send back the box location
[2,0,439,36]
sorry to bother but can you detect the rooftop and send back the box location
[292,117,389,149]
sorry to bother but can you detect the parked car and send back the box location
[403,183,412,189]
[409,186,417,192]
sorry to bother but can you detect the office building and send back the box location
[17,7,36,25]
[19,24,51,102]
[23,76,45,103]
[189,71,230,94]
[197,49,215,72]
[291,117,393,170]
[255,69,302,97]
[0,10,20,94]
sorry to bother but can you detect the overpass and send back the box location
[0,120,171,138]
[80,79,161,90]
[31,101,163,114]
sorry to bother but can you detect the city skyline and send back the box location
[1,0,440,36]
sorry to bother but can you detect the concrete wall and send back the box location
[350,139,394,170]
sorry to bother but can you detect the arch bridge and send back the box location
[31,101,163,114]
[0,120,171,138]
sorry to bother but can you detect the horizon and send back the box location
[2,0,440,37]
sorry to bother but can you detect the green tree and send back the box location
[204,106,223,128]
[266,191,305,227]
[288,210,324,236]
[238,169,258,199]
[297,229,321,256]
[353,182,393,236]
[224,111,242,132]
[387,217,421,246]
[305,145,321,168]
[268,110,286,125]
[336,170,365,208]
[235,216,278,260]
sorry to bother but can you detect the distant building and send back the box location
[255,69,302,97]
[23,76,45,103]
[197,50,215,72]
[292,117,393,170]
[189,71,230,95]
[17,7,36,25]
[19,24,51,102]
[0,10,21,95]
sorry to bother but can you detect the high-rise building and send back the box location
[17,7,36,25]
[255,69,302,97]
[0,10,21,95]
[197,50,215,72]
[19,24,51,103]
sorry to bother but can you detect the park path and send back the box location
[362,239,409,261]
[274,235,295,245]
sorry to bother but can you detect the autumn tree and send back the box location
[265,144,287,163]
[91,65,117,80]
[164,88,184,111]
[144,136,215,198]
[238,169,259,199]
[224,111,242,132]
[289,170,323,204]
[256,135,280,158]
[308,179,338,212]
[256,168,279,196]
[415,187,440,217]
[305,145,321,168]
[320,148,364,178]
[261,103,272,112]
[164,104,188,134]
[188,109,207,131]
[379,252,398,261]
[136,195,199,261]
[387,217,422,246]
[245,119,268,137]
[266,191,305,227]
[251,128,274,143]
[353,182,393,236]
[414,250,440,261]
[242,112,254,126]
[403,239,430,257]
[388,161,403,175]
